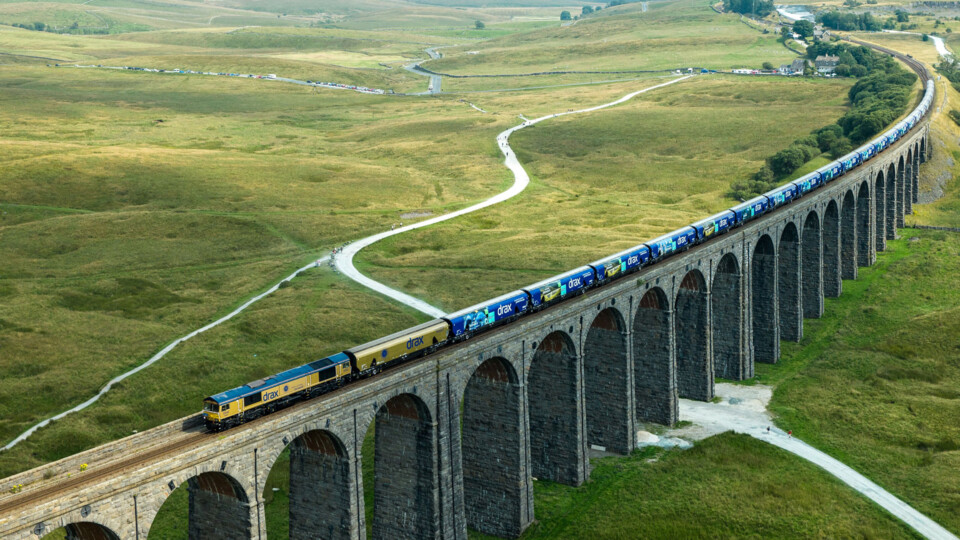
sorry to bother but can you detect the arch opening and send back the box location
[823,201,841,298]
[841,190,857,280]
[676,270,712,400]
[148,471,252,540]
[912,142,921,205]
[752,235,779,363]
[875,171,886,252]
[369,393,437,539]
[905,146,915,214]
[802,212,823,319]
[857,181,872,268]
[888,161,899,240]
[461,357,529,537]
[42,522,121,540]
[712,254,744,380]
[898,152,908,227]
[633,288,676,425]
[529,331,584,486]
[779,223,802,342]
[262,430,353,540]
[584,308,631,453]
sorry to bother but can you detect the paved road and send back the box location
[334,76,693,317]
[673,384,958,540]
[404,46,443,94]
[882,29,952,58]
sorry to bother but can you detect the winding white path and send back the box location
[882,29,952,58]
[2,256,329,451]
[334,75,694,317]
[2,75,691,451]
[674,385,958,540]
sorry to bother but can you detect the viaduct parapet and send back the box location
[0,120,932,540]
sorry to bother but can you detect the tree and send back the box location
[923,33,930,41]
[762,61,775,70]
[768,146,806,175]
[560,10,572,20]
[895,10,909,22]
[793,19,814,39]
[474,20,485,29]
[723,0,774,16]
[582,6,594,15]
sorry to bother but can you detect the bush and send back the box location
[560,10,572,20]
[948,110,960,126]
[723,0,774,15]
[769,147,807,175]
[816,125,843,151]
[829,137,853,158]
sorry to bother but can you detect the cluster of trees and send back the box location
[788,19,814,39]
[817,11,881,31]
[935,55,960,91]
[562,5,602,20]
[3,21,111,35]
[723,0,774,16]
[732,46,916,199]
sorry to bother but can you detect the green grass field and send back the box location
[4,1,960,538]
[358,75,855,312]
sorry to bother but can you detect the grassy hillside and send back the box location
[423,0,798,75]
[358,75,855,312]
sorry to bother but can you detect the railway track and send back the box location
[0,34,938,528]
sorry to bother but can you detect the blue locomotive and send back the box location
[203,79,935,431]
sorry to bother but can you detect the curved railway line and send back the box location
[0,37,941,531]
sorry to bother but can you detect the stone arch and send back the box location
[823,200,841,298]
[461,356,530,537]
[43,522,121,540]
[529,330,584,486]
[260,429,354,540]
[779,222,802,342]
[801,212,823,319]
[841,190,857,280]
[371,393,438,539]
[752,235,778,363]
[712,254,743,380]
[148,471,252,540]
[886,155,905,240]
[899,151,908,227]
[584,307,631,453]
[857,181,872,267]
[921,134,927,164]
[889,160,900,240]
[875,170,886,252]
[633,287,676,425]
[676,270,712,401]
[905,147,914,215]
[913,141,921,205]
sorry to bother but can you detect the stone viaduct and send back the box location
[0,119,931,540]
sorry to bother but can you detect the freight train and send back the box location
[203,78,934,432]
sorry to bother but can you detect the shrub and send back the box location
[948,110,960,126]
